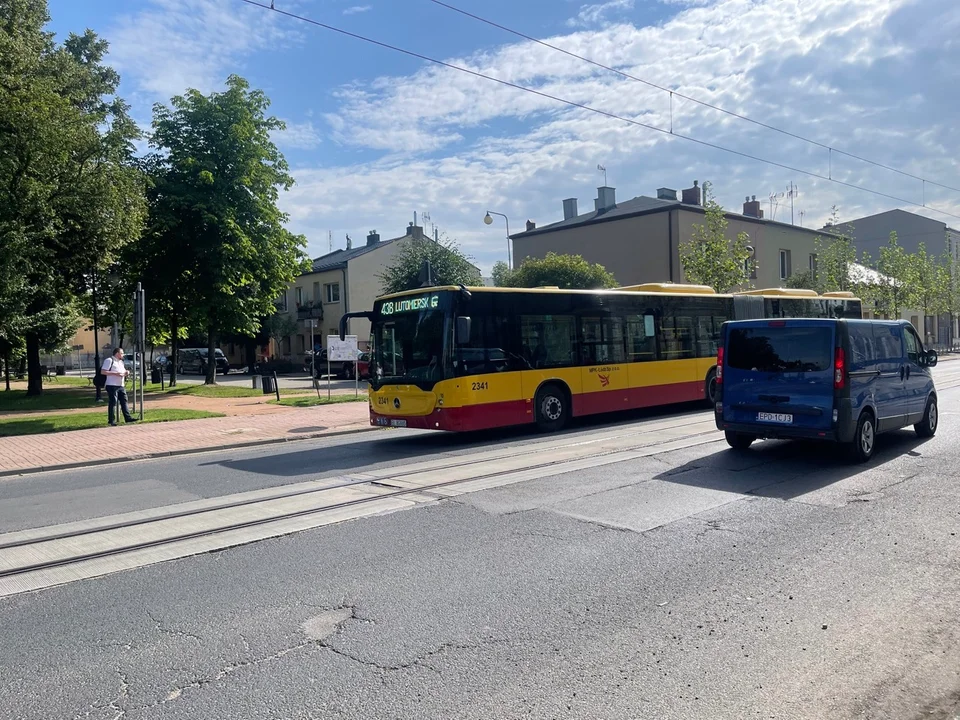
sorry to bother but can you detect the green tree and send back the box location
[679,199,752,292]
[380,234,482,294]
[785,270,817,291]
[499,253,617,289]
[143,76,308,385]
[0,1,146,395]
[491,261,514,288]
[871,232,915,318]
[263,312,299,358]
[910,243,947,339]
[813,232,859,294]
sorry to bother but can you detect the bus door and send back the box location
[578,314,628,415]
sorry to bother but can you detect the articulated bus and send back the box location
[340,284,862,433]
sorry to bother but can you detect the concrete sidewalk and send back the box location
[0,402,374,477]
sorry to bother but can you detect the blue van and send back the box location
[715,319,939,462]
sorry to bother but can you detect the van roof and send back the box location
[725,318,908,328]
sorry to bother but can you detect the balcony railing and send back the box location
[296,302,324,321]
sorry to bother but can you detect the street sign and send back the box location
[327,335,358,362]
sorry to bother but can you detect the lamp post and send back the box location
[483,211,511,270]
[91,269,103,403]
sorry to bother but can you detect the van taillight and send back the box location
[834,347,846,390]
[716,347,724,385]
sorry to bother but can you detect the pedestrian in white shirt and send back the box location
[101,348,137,426]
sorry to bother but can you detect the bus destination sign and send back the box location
[381,294,440,316]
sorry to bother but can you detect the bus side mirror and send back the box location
[456,316,472,345]
[926,350,938,367]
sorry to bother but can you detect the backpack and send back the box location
[93,371,107,389]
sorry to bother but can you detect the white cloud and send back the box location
[343,5,372,15]
[286,0,960,273]
[108,0,298,100]
[274,120,323,150]
[568,0,635,28]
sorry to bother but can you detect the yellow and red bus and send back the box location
[340,284,862,433]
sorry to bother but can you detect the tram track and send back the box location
[0,412,722,598]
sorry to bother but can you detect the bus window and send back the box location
[659,314,695,360]
[456,316,519,375]
[520,315,576,368]
[580,316,625,365]
[625,314,657,362]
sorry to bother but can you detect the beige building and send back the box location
[510,182,837,291]
[271,222,475,360]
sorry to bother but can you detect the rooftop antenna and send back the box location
[597,164,607,186]
[328,230,332,253]
[769,190,784,221]
[798,210,806,228]
[786,181,799,225]
[414,211,417,227]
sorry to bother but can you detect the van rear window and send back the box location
[727,327,833,373]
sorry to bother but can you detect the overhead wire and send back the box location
[428,0,960,197]
[237,0,960,223]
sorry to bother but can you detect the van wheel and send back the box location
[705,369,718,407]
[725,431,754,451]
[849,411,876,463]
[915,397,938,438]
[535,383,568,432]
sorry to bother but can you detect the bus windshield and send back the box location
[371,292,452,389]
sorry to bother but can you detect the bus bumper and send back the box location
[370,401,530,432]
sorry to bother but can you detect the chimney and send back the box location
[743,195,762,218]
[681,180,701,206]
[345,234,352,250]
[525,220,536,231]
[657,187,678,201]
[595,186,616,213]
[407,222,424,241]
[562,198,578,220]
[366,230,381,247]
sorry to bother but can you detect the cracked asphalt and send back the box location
[2,390,960,719]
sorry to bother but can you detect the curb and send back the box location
[0,425,380,479]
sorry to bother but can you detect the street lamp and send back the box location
[484,211,511,269]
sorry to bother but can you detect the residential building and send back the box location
[269,222,479,362]
[510,182,836,292]
[829,209,960,344]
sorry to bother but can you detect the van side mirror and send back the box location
[926,350,938,367]
[456,316,472,345]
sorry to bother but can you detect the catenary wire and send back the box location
[236,0,960,223]
[427,0,960,197]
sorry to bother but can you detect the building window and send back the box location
[779,250,791,280]
[297,335,305,353]
[325,283,341,304]
[313,281,321,304]
[295,286,303,306]
[809,253,817,276]
[276,291,288,311]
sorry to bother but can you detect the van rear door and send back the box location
[723,320,836,432]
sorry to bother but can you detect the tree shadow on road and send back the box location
[654,430,932,501]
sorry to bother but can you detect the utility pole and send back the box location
[787,181,799,225]
[92,269,103,403]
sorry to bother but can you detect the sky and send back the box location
[48,0,960,274]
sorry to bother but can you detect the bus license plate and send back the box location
[757,412,792,424]
[390,419,407,427]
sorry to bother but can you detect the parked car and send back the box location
[715,318,938,463]
[356,352,370,379]
[177,348,230,375]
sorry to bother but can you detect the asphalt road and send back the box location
[2,368,960,719]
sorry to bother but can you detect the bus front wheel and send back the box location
[535,383,569,432]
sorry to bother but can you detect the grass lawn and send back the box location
[155,384,312,398]
[0,386,99,412]
[0,409,223,436]
[272,394,368,408]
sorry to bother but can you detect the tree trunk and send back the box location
[169,315,179,388]
[206,326,217,385]
[25,333,42,397]
[3,347,10,391]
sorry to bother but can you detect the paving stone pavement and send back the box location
[0,402,373,476]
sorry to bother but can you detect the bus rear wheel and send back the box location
[535,383,568,432]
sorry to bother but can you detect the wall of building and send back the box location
[276,267,346,358]
[346,239,408,348]
[843,210,948,258]
[511,212,675,286]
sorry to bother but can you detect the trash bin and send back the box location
[151,368,162,384]
[55,365,66,376]
[261,375,275,394]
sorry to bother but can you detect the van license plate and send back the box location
[390,419,407,428]
[757,412,792,424]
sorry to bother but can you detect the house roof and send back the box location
[511,194,839,241]
[307,235,404,274]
